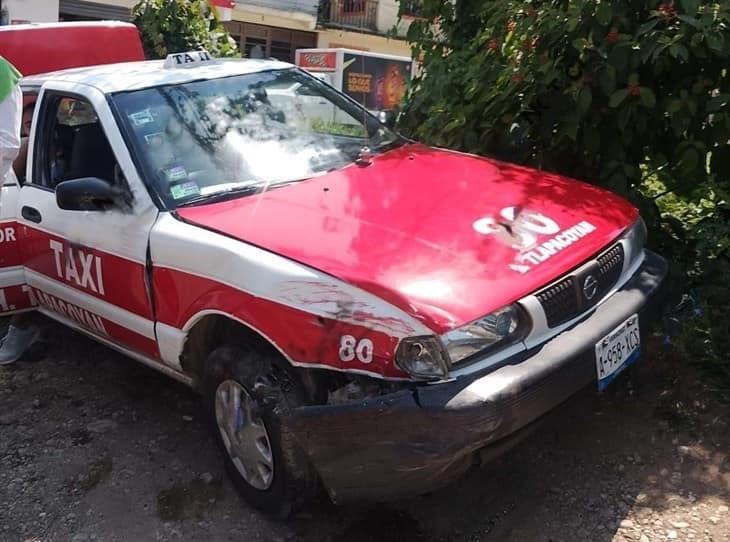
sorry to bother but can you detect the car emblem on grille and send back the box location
[583,274,598,300]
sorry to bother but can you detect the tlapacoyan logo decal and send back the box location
[473,206,596,274]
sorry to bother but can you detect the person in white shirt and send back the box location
[0,56,39,365]
[0,56,21,184]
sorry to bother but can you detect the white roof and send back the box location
[20,57,294,94]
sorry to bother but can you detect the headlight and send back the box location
[624,218,647,262]
[440,304,526,364]
[395,336,449,380]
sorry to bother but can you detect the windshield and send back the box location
[111,68,401,208]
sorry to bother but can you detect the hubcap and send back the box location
[214,379,274,490]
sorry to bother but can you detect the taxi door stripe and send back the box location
[25,269,156,340]
[20,223,153,319]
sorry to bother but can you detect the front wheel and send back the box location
[202,345,318,518]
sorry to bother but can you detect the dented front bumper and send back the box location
[287,250,668,503]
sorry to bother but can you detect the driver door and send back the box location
[16,85,160,359]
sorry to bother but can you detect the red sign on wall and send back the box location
[298,52,337,70]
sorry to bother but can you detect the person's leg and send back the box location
[0,313,39,365]
[8,313,32,328]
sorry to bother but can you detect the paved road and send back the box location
[1,318,728,542]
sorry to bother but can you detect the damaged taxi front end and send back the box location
[287,249,666,502]
[275,211,667,502]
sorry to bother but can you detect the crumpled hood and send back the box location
[177,144,638,333]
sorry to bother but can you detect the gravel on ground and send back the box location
[1,318,728,542]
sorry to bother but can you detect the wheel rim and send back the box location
[214,379,274,490]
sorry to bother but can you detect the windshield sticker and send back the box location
[164,166,188,183]
[144,132,165,146]
[473,206,596,274]
[129,109,154,126]
[170,181,200,200]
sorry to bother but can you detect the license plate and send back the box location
[595,315,640,391]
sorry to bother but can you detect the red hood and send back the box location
[177,144,638,333]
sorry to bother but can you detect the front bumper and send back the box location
[287,250,668,503]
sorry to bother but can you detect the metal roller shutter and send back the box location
[59,0,132,21]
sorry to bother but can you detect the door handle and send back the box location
[21,206,42,224]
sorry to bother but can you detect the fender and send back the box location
[157,308,410,381]
[150,213,432,380]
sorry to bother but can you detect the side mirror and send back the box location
[56,177,119,211]
[377,110,397,129]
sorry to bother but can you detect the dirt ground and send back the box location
[0,317,728,542]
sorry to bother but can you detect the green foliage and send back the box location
[643,175,730,398]
[132,0,238,60]
[401,0,730,395]
[401,1,730,191]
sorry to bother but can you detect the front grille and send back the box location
[536,243,625,328]
[594,244,624,300]
[535,277,578,328]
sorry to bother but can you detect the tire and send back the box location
[202,345,318,518]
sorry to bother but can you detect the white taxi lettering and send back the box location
[0,227,16,243]
[49,240,106,295]
[474,207,597,274]
[28,287,107,335]
[518,221,596,265]
[473,207,560,250]
[339,335,374,364]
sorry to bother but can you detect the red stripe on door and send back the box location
[153,267,407,378]
[20,224,153,319]
[0,220,22,267]
[0,284,34,315]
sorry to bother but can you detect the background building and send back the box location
[317,0,415,57]
[0,0,416,60]
[1,0,60,23]
[58,0,134,21]
[221,0,415,61]
[222,1,319,63]
[0,0,132,22]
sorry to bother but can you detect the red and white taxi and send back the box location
[2,51,667,516]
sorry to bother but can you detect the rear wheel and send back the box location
[202,345,317,518]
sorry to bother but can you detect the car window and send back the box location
[33,95,122,191]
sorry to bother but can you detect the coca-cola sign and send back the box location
[298,52,337,69]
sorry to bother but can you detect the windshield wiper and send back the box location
[175,177,311,207]
[175,183,265,207]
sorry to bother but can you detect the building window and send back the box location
[341,0,366,15]
[401,0,423,17]
[223,21,317,63]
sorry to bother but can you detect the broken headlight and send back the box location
[441,305,525,364]
[395,336,449,380]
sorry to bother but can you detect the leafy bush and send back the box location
[132,0,238,60]
[400,0,730,395]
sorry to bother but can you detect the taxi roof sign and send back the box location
[163,50,215,69]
